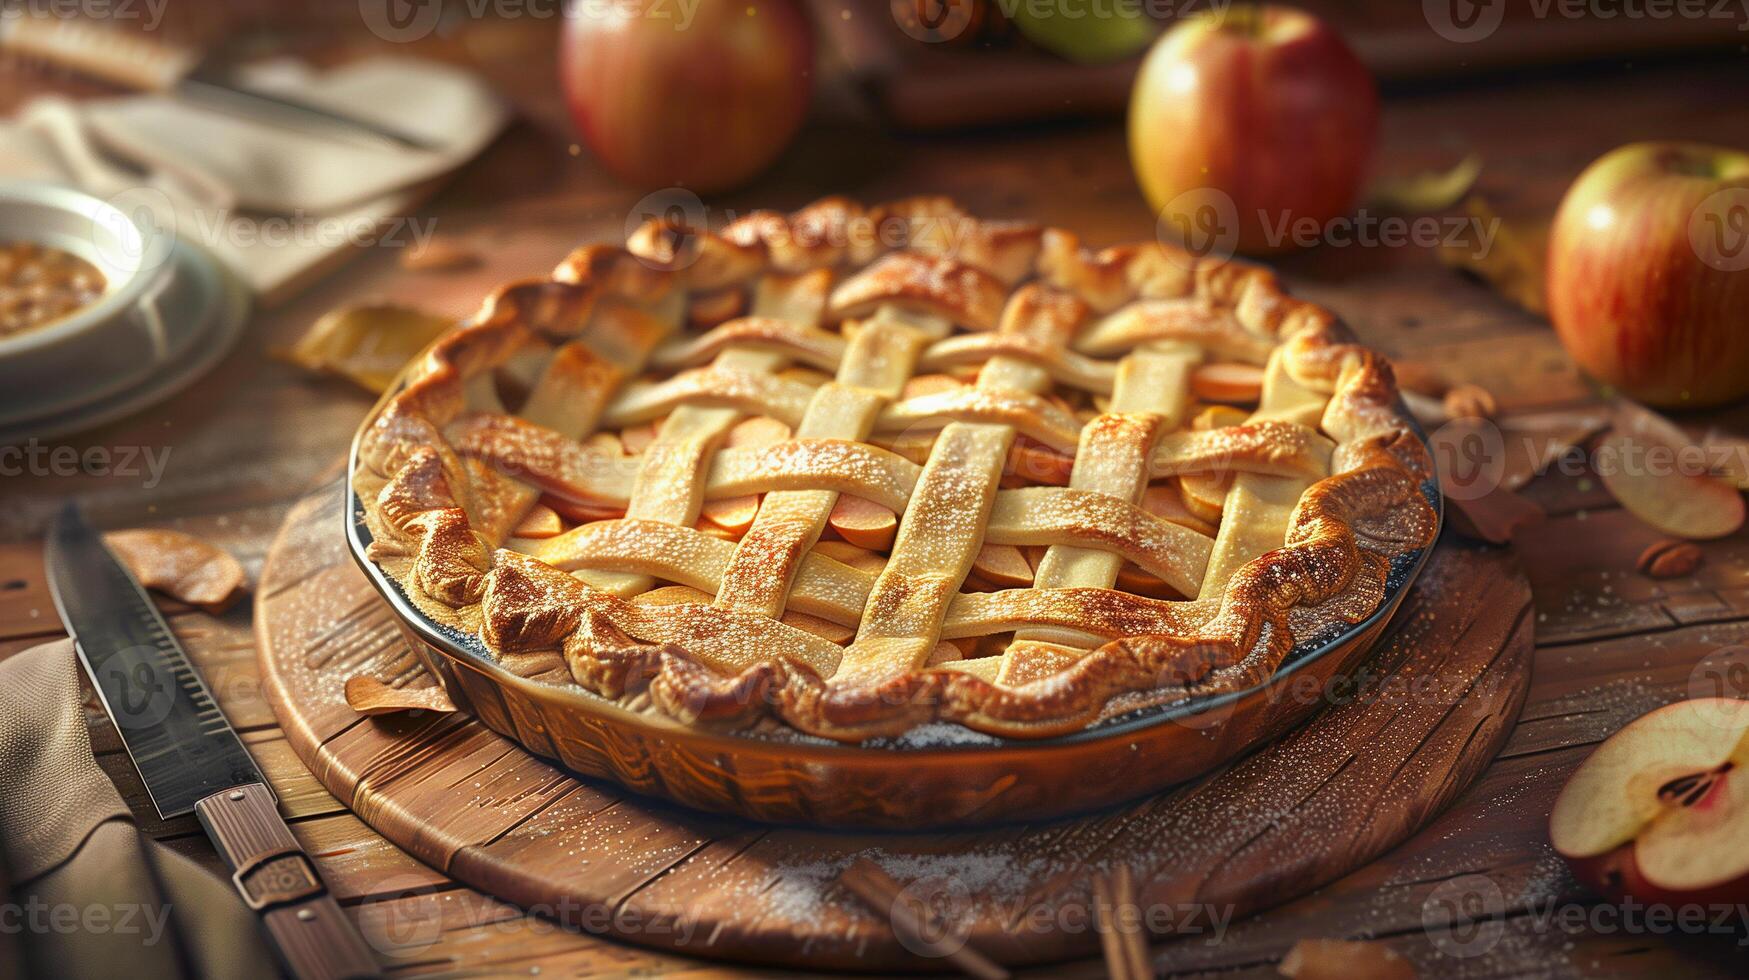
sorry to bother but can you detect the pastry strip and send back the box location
[1198,348,1330,597]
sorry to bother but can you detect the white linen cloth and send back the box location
[0,56,509,303]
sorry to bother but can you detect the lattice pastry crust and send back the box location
[354,197,1438,742]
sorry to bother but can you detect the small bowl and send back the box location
[0,181,175,426]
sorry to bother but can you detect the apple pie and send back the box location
[354,197,1438,743]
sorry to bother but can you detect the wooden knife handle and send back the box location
[0,15,196,91]
[194,783,381,980]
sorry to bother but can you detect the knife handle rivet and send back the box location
[228,790,246,801]
[296,909,316,922]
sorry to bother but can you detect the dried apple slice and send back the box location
[1700,429,1749,490]
[1279,938,1416,980]
[813,540,887,574]
[345,675,457,716]
[511,503,563,539]
[727,416,792,448]
[619,422,660,454]
[1178,471,1231,524]
[1551,698,1749,907]
[924,641,962,666]
[828,495,898,550]
[399,238,480,272]
[1366,153,1481,215]
[700,494,762,537]
[1191,404,1249,431]
[901,373,965,400]
[1008,437,1074,486]
[277,302,455,394]
[783,610,853,644]
[1598,430,1745,540]
[971,543,1033,588]
[1141,484,1217,536]
[1191,363,1264,404]
[104,528,247,614]
[1439,196,1549,314]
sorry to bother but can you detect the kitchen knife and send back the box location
[43,504,380,980]
[0,15,440,151]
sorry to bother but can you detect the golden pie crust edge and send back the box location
[352,197,1439,743]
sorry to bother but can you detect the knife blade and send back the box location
[0,15,440,152]
[44,506,262,819]
[44,504,380,980]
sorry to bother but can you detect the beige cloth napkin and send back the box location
[0,639,276,979]
[0,57,509,304]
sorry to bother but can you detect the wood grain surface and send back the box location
[254,479,1530,971]
[4,6,1749,976]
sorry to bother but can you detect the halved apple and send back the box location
[1550,697,1749,907]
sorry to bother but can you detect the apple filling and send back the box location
[0,240,107,340]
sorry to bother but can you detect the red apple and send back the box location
[1549,697,1749,908]
[560,0,814,193]
[1547,142,1749,408]
[1128,5,1377,256]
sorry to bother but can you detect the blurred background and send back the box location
[1,0,1746,528]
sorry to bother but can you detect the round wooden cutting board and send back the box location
[258,480,1533,971]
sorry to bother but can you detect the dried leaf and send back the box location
[277,301,455,394]
[1498,406,1610,491]
[1389,360,1449,399]
[1439,196,1549,315]
[345,675,457,716]
[1367,154,1482,214]
[1445,485,1546,544]
[104,528,247,613]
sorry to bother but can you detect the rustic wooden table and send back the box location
[4,10,1749,978]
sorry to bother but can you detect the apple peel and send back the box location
[104,528,248,614]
